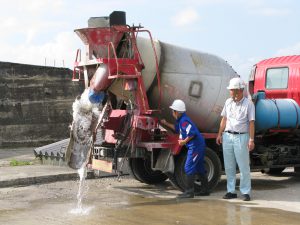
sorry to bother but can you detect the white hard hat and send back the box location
[227,77,246,89]
[170,99,186,112]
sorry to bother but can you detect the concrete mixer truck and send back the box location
[66,11,300,193]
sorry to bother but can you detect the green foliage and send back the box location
[9,159,33,166]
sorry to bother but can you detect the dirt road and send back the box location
[0,170,299,225]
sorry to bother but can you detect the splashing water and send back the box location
[68,89,101,214]
[69,166,93,215]
[67,89,101,169]
[76,166,86,210]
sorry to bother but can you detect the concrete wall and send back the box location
[0,62,84,147]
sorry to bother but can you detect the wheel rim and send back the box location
[205,156,214,182]
[175,148,221,191]
[194,157,214,185]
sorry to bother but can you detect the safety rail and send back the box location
[72,49,82,81]
[133,28,162,110]
[107,41,119,77]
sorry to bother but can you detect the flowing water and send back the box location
[69,166,94,215]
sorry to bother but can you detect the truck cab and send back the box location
[249,55,300,104]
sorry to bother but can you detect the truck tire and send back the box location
[129,158,168,184]
[174,147,222,191]
[128,158,143,182]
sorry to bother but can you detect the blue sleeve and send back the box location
[175,121,179,134]
[186,123,196,138]
[181,121,195,138]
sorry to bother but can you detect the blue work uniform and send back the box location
[175,113,206,175]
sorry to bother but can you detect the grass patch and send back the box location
[9,159,33,166]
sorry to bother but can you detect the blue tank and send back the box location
[255,92,300,132]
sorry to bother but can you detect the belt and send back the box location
[225,130,247,135]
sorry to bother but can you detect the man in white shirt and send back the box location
[216,77,255,201]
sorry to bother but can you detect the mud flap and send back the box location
[152,149,174,173]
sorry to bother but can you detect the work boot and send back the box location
[177,175,195,199]
[195,174,210,196]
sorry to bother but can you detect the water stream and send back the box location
[69,166,93,215]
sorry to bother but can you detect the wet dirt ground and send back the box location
[0,171,300,225]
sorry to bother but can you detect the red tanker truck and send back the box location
[64,11,300,193]
[248,55,300,175]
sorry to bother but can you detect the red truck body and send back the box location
[249,55,300,105]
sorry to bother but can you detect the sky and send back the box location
[0,0,299,81]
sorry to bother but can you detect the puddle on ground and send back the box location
[1,175,300,225]
[1,193,300,225]
[84,196,300,225]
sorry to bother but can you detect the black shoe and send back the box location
[177,191,194,199]
[242,194,251,201]
[223,192,237,199]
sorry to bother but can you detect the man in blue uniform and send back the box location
[161,99,209,198]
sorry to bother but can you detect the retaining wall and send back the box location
[0,62,84,147]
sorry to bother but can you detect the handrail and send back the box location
[107,42,119,77]
[75,49,81,63]
[72,68,81,81]
[73,49,82,80]
[131,28,162,110]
